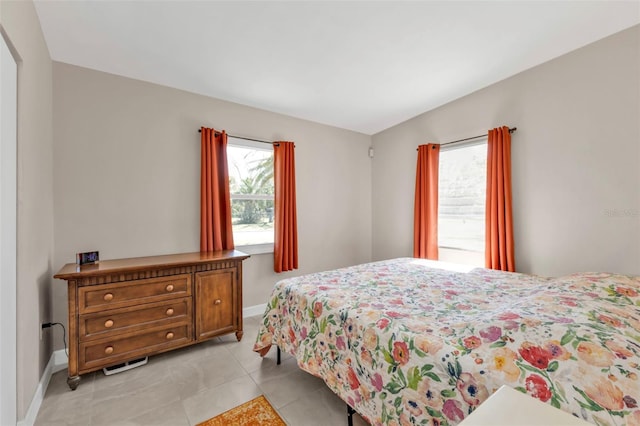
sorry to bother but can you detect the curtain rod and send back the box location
[440,127,517,147]
[198,128,273,145]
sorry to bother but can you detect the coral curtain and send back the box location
[413,143,440,259]
[200,127,234,252]
[273,141,298,272]
[485,126,515,271]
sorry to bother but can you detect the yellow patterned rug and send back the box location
[196,395,286,426]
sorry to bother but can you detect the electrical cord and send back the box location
[42,322,68,358]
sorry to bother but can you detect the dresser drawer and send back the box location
[79,323,192,372]
[79,298,191,342]
[78,274,191,314]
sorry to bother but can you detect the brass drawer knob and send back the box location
[104,346,114,355]
[104,319,114,328]
[166,308,174,316]
[103,293,114,302]
[165,284,174,292]
[214,299,221,305]
[166,332,174,340]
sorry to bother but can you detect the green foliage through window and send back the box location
[227,139,274,246]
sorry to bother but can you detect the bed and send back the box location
[253,258,640,426]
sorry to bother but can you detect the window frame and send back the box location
[437,137,487,265]
[227,137,274,255]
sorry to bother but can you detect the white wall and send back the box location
[0,0,54,420]
[52,62,373,349]
[372,25,640,277]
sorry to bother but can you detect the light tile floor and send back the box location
[35,315,369,426]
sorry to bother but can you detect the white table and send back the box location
[459,385,592,426]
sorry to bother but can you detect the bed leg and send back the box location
[347,405,355,426]
[277,346,281,365]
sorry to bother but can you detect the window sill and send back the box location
[438,247,484,267]
[235,243,274,255]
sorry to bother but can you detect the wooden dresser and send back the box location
[54,250,249,390]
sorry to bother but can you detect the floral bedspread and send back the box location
[253,258,640,426]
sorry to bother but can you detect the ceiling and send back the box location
[34,1,640,135]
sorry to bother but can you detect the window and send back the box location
[227,137,274,252]
[438,139,487,255]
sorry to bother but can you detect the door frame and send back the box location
[0,27,18,426]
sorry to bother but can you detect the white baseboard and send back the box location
[18,350,67,426]
[243,303,266,318]
[19,307,265,425]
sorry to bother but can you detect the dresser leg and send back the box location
[235,330,243,341]
[67,376,80,391]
